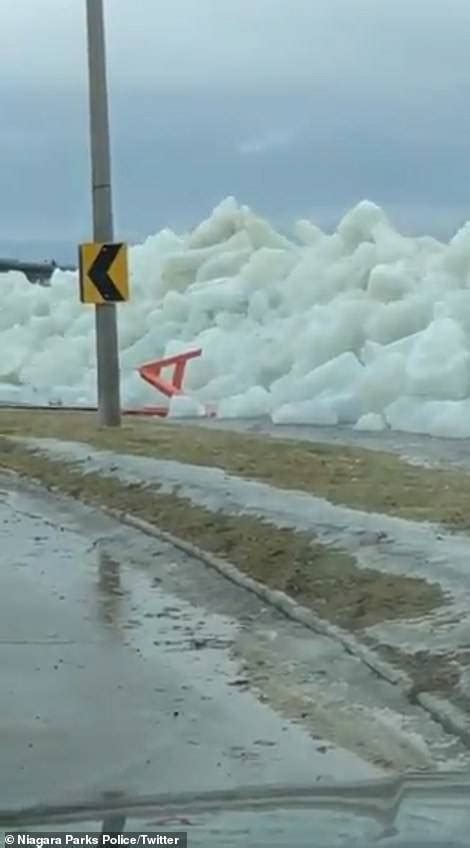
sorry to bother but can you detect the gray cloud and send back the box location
[2,0,470,261]
[1,1,470,89]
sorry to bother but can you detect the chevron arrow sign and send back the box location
[79,242,129,304]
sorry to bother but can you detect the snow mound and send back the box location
[4,196,470,438]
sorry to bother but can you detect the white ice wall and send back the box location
[4,197,470,438]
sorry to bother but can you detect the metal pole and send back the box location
[85,0,121,427]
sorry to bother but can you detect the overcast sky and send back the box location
[1,0,470,261]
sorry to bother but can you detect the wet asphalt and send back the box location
[0,477,375,812]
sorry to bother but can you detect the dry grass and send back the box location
[0,437,443,631]
[0,409,470,528]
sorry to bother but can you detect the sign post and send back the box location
[85,0,121,427]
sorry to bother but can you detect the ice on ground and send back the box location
[355,413,386,432]
[218,386,273,418]
[168,394,206,419]
[272,399,339,426]
[385,397,470,439]
[5,196,470,438]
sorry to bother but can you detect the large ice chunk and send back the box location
[385,397,470,439]
[218,386,273,418]
[270,353,364,406]
[168,395,206,418]
[272,398,339,426]
[355,413,386,432]
[360,353,406,412]
[404,316,470,400]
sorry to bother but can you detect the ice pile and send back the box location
[4,196,470,438]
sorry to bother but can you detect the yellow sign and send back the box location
[79,242,129,304]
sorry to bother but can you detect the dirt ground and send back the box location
[1,409,470,528]
[0,436,443,631]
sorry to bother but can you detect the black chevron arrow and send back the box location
[88,243,125,301]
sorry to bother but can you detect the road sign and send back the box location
[79,241,129,304]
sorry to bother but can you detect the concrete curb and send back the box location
[106,511,407,680]
[4,463,470,750]
[99,506,470,749]
[418,693,470,747]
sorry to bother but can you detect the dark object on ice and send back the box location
[0,257,75,284]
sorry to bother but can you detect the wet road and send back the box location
[0,477,377,812]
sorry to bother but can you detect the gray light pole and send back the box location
[85,0,121,427]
